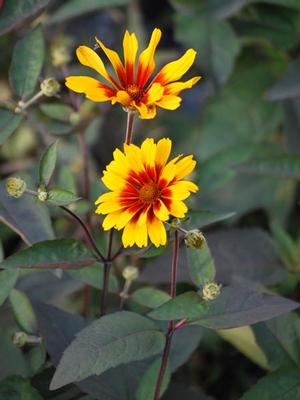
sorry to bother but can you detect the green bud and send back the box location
[12,331,42,347]
[122,266,139,281]
[40,78,60,97]
[5,177,26,198]
[170,218,181,229]
[37,188,48,202]
[202,282,221,301]
[184,229,205,249]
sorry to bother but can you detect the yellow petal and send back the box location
[153,200,170,221]
[65,76,115,102]
[169,200,188,218]
[175,155,196,180]
[95,200,123,214]
[76,46,118,88]
[137,28,162,87]
[164,181,198,200]
[155,138,172,169]
[156,95,182,110]
[141,138,156,167]
[95,191,118,205]
[147,216,167,247]
[122,220,148,248]
[102,211,122,230]
[115,90,132,106]
[165,76,201,95]
[123,31,138,84]
[101,171,126,191]
[95,37,127,86]
[154,49,197,85]
[115,209,137,230]
[143,82,164,104]
[134,102,157,119]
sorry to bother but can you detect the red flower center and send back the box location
[126,84,144,102]
[139,182,160,203]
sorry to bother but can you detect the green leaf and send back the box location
[0,0,50,35]
[271,220,298,270]
[0,239,96,270]
[9,289,37,334]
[175,14,240,85]
[0,109,23,145]
[148,292,208,321]
[185,210,236,229]
[48,0,129,24]
[236,155,300,179]
[47,188,80,206]
[0,269,18,306]
[9,26,45,98]
[27,344,46,374]
[50,311,165,389]
[0,376,43,400]
[68,263,119,292]
[0,179,54,245]
[267,58,300,100]
[40,103,73,122]
[240,366,300,400]
[39,141,58,187]
[135,358,170,400]
[186,240,216,286]
[131,287,171,309]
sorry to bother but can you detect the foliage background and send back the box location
[1,0,300,399]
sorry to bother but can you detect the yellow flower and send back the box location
[65,28,201,119]
[95,138,198,248]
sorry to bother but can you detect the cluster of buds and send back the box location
[5,177,26,198]
[202,282,221,301]
[184,229,206,249]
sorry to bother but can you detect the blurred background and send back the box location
[1,0,300,399]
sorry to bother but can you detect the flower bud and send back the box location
[37,188,48,202]
[170,218,181,229]
[6,177,26,198]
[122,266,139,281]
[12,331,42,347]
[184,229,205,249]
[202,282,221,301]
[40,78,60,97]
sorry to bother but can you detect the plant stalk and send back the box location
[100,229,114,316]
[124,110,135,145]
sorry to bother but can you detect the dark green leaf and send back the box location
[135,358,170,400]
[186,210,236,229]
[192,286,299,329]
[175,14,240,85]
[148,292,208,321]
[0,239,96,270]
[0,109,23,145]
[47,188,80,206]
[240,366,300,400]
[0,269,18,306]
[9,289,38,334]
[48,0,129,24]
[236,155,300,179]
[40,103,73,122]
[271,221,298,270]
[266,58,300,100]
[0,180,54,245]
[186,241,216,286]
[27,343,46,374]
[9,26,45,98]
[50,311,165,389]
[47,121,73,135]
[0,0,50,35]
[0,376,42,400]
[39,141,58,187]
[131,287,171,309]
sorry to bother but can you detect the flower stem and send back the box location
[100,229,114,316]
[124,111,135,145]
[153,229,179,400]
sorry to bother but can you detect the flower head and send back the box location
[95,138,198,248]
[66,29,201,119]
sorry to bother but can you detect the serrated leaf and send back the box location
[50,311,165,389]
[48,0,129,24]
[236,155,300,179]
[9,289,38,334]
[186,240,216,286]
[135,358,170,400]
[131,287,171,309]
[0,0,50,35]
[0,179,54,245]
[0,376,43,400]
[0,239,96,270]
[0,269,18,306]
[240,366,300,400]
[47,188,80,206]
[9,26,45,98]
[266,58,300,100]
[39,141,58,186]
[0,109,23,145]
[40,103,73,122]
[148,292,208,321]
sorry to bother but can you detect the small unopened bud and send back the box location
[40,78,60,97]
[202,282,221,301]
[37,188,48,202]
[69,112,81,125]
[170,218,181,229]
[12,331,42,347]
[184,229,205,249]
[6,177,26,198]
[122,266,139,281]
